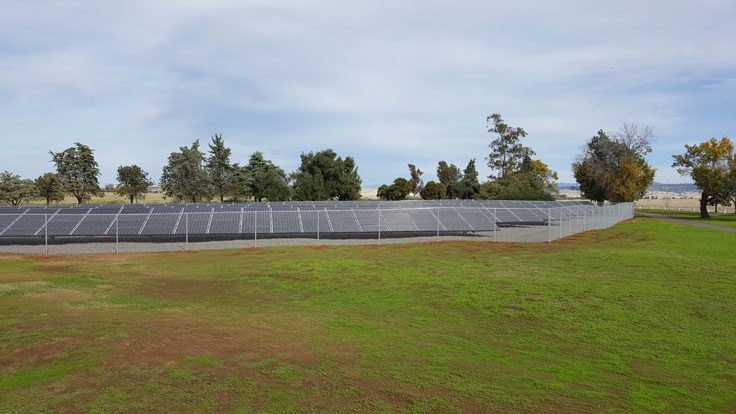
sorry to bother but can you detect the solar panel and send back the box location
[300,210,330,233]
[381,209,418,232]
[273,210,301,233]
[456,208,498,231]
[437,209,472,231]
[209,211,241,234]
[114,214,147,235]
[327,210,361,233]
[143,213,180,235]
[0,200,599,240]
[0,214,21,234]
[2,214,45,236]
[175,212,210,234]
[46,214,85,236]
[405,208,440,232]
[353,209,381,232]
[73,214,116,236]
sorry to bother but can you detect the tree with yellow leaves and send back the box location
[672,137,735,218]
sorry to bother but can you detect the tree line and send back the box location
[1,113,732,215]
[0,138,362,205]
[379,114,652,203]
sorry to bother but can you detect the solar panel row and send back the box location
[0,200,595,238]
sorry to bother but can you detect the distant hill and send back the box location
[647,182,699,193]
[557,182,698,193]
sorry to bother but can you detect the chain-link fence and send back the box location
[0,203,635,255]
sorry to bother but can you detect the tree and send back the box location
[116,165,153,203]
[408,164,424,196]
[420,181,447,200]
[377,178,413,200]
[573,124,655,202]
[206,134,233,202]
[437,161,462,198]
[478,157,558,200]
[0,171,36,206]
[727,156,736,213]
[459,159,480,199]
[291,149,361,201]
[161,140,211,202]
[226,164,252,201]
[487,113,531,178]
[672,137,735,218]
[34,173,64,204]
[49,142,102,204]
[241,152,291,202]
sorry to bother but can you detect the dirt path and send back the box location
[639,213,736,233]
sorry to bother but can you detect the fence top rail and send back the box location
[0,203,635,217]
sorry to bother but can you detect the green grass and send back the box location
[637,209,736,227]
[1,218,735,413]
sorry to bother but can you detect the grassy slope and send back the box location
[637,209,736,227]
[0,218,734,413]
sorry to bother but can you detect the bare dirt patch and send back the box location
[1,336,92,369]
[26,288,90,301]
[126,277,236,303]
[34,264,74,274]
[0,254,27,261]
[0,281,48,292]
[106,315,324,369]
[303,245,331,250]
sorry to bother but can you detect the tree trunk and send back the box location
[130,195,134,204]
[699,192,710,219]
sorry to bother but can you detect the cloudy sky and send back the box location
[1,1,735,186]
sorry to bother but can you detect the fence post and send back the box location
[254,211,258,248]
[44,213,48,256]
[559,207,563,239]
[115,217,119,255]
[547,208,551,242]
[317,210,320,246]
[568,207,572,236]
[185,212,189,250]
[493,208,497,243]
[378,207,381,244]
[436,206,440,242]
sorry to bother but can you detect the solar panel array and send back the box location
[0,200,594,238]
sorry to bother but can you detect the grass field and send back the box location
[19,192,170,206]
[637,209,736,227]
[1,218,735,413]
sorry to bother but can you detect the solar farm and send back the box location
[0,200,633,248]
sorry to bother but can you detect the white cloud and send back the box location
[0,0,735,186]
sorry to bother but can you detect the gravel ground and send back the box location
[0,225,566,256]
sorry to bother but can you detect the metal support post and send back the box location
[493,208,497,242]
[378,207,381,243]
[547,208,551,242]
[317,211,320,246]
[559,207,563,239]
[185,213,189,250]
[568,207,572,236]
[436,207,440,241]
[254,211,258,248]
[115,217,119,255]
[44,213,48,256]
